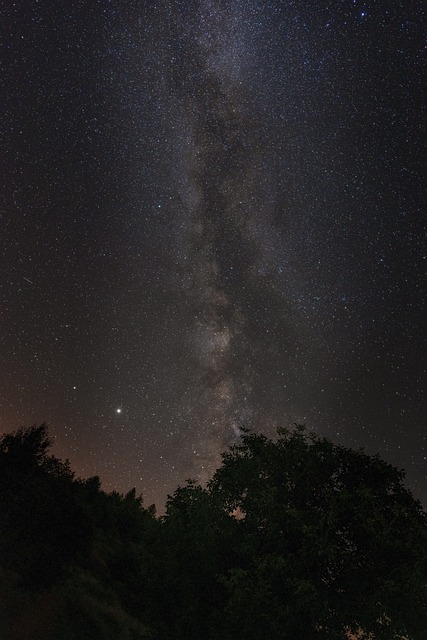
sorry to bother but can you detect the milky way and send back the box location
[1,0,425,509]
[167,2,297,470]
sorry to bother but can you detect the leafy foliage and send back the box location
[207,426,427,639]
[0,423,425,639]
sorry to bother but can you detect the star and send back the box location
[1,0,424,511]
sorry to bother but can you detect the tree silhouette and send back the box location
[205,425,427,639]
[0,424,93,588]
[0,423,425,639]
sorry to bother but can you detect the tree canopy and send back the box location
[206,426,427,639]
[0,423,425,639]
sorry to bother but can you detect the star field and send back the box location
[1,0,425,510]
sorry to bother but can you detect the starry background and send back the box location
[1,0,425,510]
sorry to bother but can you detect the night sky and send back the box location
[2,0,425,510]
